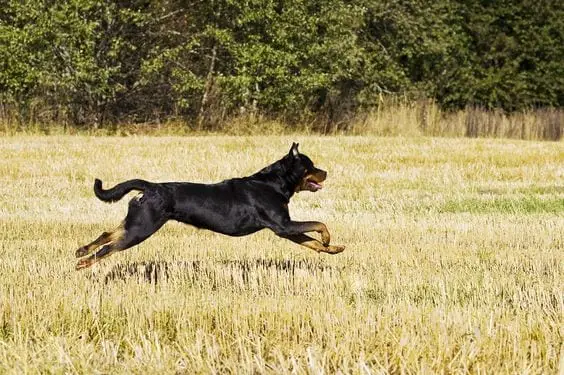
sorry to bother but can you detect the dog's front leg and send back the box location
[273,220,330,246]
[279,233,345,254]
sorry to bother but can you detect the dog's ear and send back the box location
[289,142,300,158]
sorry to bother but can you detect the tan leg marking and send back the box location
[300,222,330,246]
[284,234,345,254]
[75,232,125,270]
[75,225,125,258]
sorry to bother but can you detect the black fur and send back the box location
[75,143,345,270]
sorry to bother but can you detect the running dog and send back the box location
[75,143,345,270]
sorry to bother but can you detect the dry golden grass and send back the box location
[0,136,562,373]
[2,99,562,141]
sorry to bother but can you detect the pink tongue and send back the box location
[309,181,322,190]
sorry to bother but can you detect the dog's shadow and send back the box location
[102,259,342,286]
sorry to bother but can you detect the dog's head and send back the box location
[254,143,328,196]
[286,143,327,193]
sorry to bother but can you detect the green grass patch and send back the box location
[442,195,564,214]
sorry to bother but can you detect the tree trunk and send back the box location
[197,44,217,130]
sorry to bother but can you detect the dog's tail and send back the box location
[94,178,153,202]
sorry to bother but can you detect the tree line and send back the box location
[1,0,562,129]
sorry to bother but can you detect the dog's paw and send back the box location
[75,259,92,270]
[324,245,345,254]
[75,246,89,258]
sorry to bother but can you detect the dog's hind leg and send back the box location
[76,242,121,270]
[75,221,166,270]
[75,227,124,258]
[76,194,168,270]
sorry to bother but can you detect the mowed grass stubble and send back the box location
[0,136,562,373]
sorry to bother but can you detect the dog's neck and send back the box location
[251,157,301,200]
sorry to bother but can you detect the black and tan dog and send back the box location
[75,143,345,270]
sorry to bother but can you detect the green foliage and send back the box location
[455,0,564,110]
[1,0,562,128]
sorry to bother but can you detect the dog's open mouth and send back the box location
[305,177,323,191]
[298,168,327,193]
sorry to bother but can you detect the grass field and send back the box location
[0,136,562,373]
